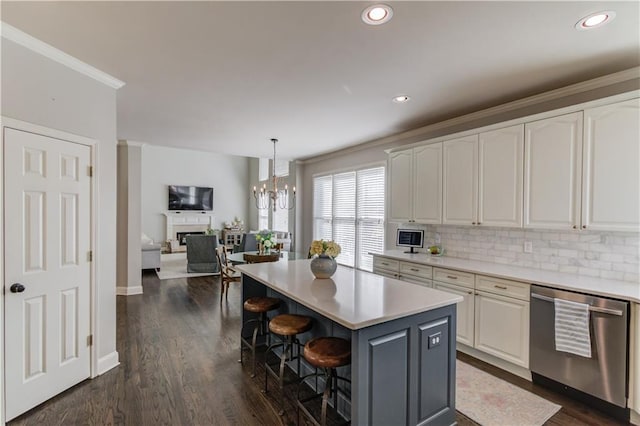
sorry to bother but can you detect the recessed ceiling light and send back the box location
[575,11,616,30]
[392,95,410,103]
[362,4,393,26]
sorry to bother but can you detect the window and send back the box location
[312,165,385,271]
[272,207,288,232]
[258,209,268,231]
[258,158,269,182]
[275,159,289,177]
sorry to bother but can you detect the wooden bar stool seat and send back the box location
[297,337,352,426]
[240,297,281,377]
[264,314,313,416]
[269,314,313,336]
[244,296,280,313]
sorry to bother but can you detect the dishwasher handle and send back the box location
[531,293,623,316]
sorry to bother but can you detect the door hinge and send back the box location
[87,334,93,346]
[88,251,93,262]
[88,166,93,177]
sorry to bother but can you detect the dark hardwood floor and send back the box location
[9,271,630,425]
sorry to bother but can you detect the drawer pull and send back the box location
[381,262,389,266]
[446,275,458,280]
[494,285,508,290]
[467,291,473,295]
[410,268,420,272]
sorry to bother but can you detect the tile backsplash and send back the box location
[412,225,639,283]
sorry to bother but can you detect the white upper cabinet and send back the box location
[478,124,524,227]
[582,99,640,232]
[388,144,442,224]
[388,149,413,222]
[413,144,442,224]
[443,126,522,227]
[524,112,583,229]
[443,135,478,225]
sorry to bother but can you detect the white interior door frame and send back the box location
[0,116,99,424]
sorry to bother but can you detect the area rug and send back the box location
[456,360,561,426]
[155,253,219,280]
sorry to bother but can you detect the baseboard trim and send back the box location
[457,344,532,381]
[631,409,640,425]
[97,351,120,375]
[116,285,143,296]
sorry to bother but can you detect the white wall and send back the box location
[1,39,119,378]
[141,145,250,243]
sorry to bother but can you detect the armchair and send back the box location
[186,235,219,273]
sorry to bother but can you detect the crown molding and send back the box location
[1,21,125,90]
[117,140,146,147]
[299,67,640,165]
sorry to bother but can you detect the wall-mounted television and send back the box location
[396,229,424,254]
[168,185,213,211]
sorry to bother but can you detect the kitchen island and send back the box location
[237,259,463,426]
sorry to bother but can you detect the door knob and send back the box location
[10,283,25,293]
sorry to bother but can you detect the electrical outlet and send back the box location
[524,241,533,253]
[428,332,442,349]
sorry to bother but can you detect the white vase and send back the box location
[310,255,337,279]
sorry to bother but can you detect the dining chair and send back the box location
[215,246,241,302]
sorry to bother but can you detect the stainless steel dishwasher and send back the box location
[530,285,629,420]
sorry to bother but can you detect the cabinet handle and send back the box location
[472,222,476,225]
[572,225,577,229]
[494,285,508,290]
[582,225,587,229]
[381,262,389,266]
[467,291,473,295]
[446,275,458,280]
[410,268,419,272]
[477,222,482,225]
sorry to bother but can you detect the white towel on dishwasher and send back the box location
[554,298,592,358]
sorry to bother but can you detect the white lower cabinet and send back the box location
[433,267,530,368]
[434,281,474,346]
[474,290,530,368]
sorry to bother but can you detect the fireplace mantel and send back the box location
[163,211,215,242]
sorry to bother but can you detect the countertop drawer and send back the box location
[476,275,530,301]
[433,268,475,289]
[373,257,399,272]
[399,262,433,280]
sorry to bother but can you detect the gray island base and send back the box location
[238,259,462,426]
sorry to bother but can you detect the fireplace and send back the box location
[176,231,205,245]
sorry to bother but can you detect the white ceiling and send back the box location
[2,1,639,160]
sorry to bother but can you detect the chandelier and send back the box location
[253,138,296,212]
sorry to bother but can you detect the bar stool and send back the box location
[264,314,313,415]
[240,296,281,377]
[297,337,351,426]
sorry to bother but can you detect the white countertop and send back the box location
[236,259,463,330]
[376,250,640,303]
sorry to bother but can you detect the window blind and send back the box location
[332,172,356,267]
[357,167,385,271]
[313,175,333,241]
[312,165,385,272]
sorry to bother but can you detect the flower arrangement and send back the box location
[309,239,341,258]
[255,231,277,253]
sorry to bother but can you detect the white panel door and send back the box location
[413,144,442,224]
[478,124,523,227]
[474,291,529,368]
[583,99,640,232]
[4,128,91,420]
[524,112,583,229]
[388,149,413,222]
[434,282,474,347]
[443,135,478,225]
